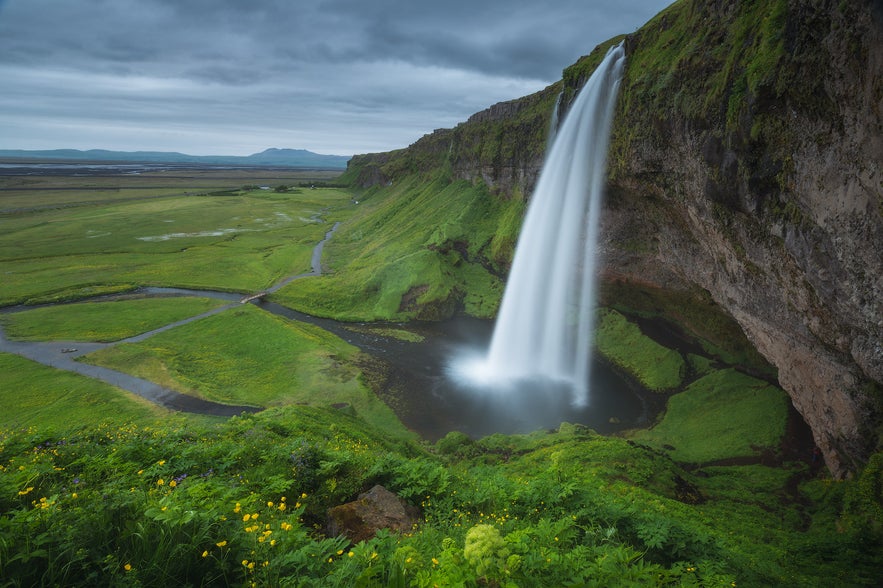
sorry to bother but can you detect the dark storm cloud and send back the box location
[0,0,672,155]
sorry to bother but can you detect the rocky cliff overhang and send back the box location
[607,0,883,477]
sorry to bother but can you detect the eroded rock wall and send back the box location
[604,0,882,476]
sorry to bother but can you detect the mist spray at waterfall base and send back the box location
[449,43,626,418]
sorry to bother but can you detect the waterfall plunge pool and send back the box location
[263,301,653,442]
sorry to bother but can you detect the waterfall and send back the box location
[457,43,625,407]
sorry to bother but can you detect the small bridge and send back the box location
[240,291,268,304]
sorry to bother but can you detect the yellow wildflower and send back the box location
[17,487,34,496]
[243,513,251,522]
[216,540,227,547]
[157,460,165,466]
[234,502,241,513]
[202,550,209,558]
[157,478,164,486]
[124,563,132,571]
[169,480,177,488]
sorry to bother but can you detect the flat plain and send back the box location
[0,166,351,305]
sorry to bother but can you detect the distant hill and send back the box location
[0,148,351,169]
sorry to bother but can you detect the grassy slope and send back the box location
[595,308,685,391]
[629,368,790,463]
[272,172,519,321]
[0,297,228,342]
[1,405,879,586]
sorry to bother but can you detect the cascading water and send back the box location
[454,43,625,407]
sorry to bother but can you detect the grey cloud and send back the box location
[0,0,673,155]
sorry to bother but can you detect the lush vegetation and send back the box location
[77,304,407,436]
[272,171,517,321]
[0,187,353,306]
[595,309,685,392]
[0,352,180,430]
[628,368,789,463]
[2,403,880,587]
[0,297,228,342]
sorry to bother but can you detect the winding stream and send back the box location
[1,219,649,437]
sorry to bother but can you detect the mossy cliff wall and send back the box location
[344,0,882,477]
[604,0,882,478]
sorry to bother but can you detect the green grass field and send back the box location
[271,173,515,321]
[0,187,354,305]
[0,168,342,211]
[79,304,409,437]
[0,352,177,429]
[0,296,228,342]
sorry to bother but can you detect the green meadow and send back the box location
[272,172,517,321]
[0,185,353,305]
[0,296,228,342]
[79,304,407,436]
[0,352,176,429]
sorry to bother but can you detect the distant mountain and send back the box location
[0,148,351,169]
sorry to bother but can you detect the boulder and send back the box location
[326,485,420,543]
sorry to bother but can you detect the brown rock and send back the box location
[326,485,421,544]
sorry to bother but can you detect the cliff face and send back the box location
[603,0,882,477]
[345,0,882,477]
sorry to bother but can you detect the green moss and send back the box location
[630,368,789,463]
[595,308,685,392]
[599,281,775,377]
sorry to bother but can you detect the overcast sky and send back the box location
[0,0,672,157]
